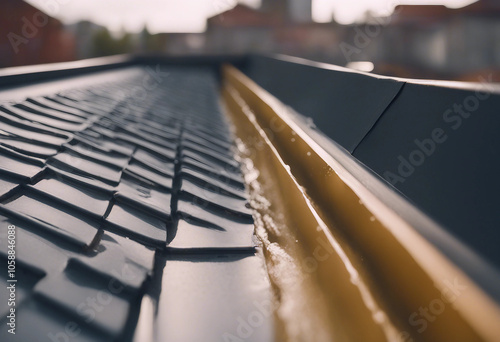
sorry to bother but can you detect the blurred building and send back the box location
[260,0,313,23]
[0,0,76,68]
[66,21,106,60]
[0,0,498,82]
[163,0,500,81]
[164,0,342,63]
[376,0,500,80]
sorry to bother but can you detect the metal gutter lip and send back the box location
[0,54,250,91]
[0,55,134,89]
[0,54,132,77]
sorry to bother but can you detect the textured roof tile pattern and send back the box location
[0,67,255,341]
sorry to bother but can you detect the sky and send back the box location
[26,0,478,34]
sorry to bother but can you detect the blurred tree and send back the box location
[140,27,166,53]
[91,28,133,57]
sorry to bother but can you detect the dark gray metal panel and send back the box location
[353,82,500,269]
[243,55,404,152]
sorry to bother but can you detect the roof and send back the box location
[1,53,500,341]
[0,60,272,341]
[207,4,283,28]
[393,0,500,24]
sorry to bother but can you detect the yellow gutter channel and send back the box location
[221,64,500,342]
